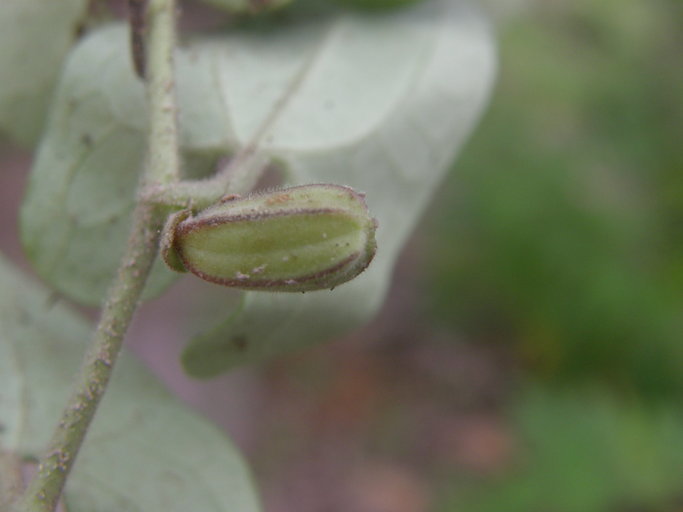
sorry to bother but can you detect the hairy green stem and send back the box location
[17,206,164,512]
[17,0,179,510]
[141,149,271,209]
[145,0,181,186]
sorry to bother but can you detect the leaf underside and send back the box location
[20,0,496,375]
[0,253,261,512]
[0,0,88,147]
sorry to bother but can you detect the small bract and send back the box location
[161,184,377,292]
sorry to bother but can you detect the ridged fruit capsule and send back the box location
[161,184,377,292]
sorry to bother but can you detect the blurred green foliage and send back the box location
[429,0,683,509]
[429,0,683,397]
[441,386,683,512]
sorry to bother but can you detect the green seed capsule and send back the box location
[161,184,377,292]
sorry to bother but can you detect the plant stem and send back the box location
[17,0,180,510]
[17,205,163,512]
[141,149,271,209]
[145,0,181,187]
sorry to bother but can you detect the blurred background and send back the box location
[2,0,683,510]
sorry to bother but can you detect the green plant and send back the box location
[428,0,683,399]
[0,0,495,510]
[439,384,683,512]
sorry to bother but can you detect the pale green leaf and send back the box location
[21,0,495,371]
[20,26,191,306]
[180,0,497,375]
[0,253,260,512]
[0,0,88,147]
